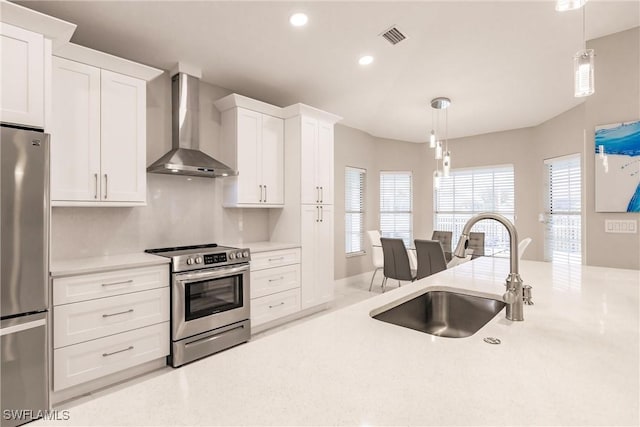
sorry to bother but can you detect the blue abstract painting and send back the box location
[595,120,640,212]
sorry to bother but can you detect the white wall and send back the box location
[51,74,270,260]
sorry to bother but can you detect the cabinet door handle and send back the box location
[320,205,323,222]
[268,256,285,261]
[259,185,263,202]
[264,185,267,203]
[94,173,98,199]
[316,186,320,203]
[320,186,324,203]
[316,206,319,222]
[101,280,133,287]
[102,308,134,318]
[102,346,134,357]
[268,302,285,309]
[268,276,285,282]
[104,174,108,199]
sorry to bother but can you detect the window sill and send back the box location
[346,250,366,258]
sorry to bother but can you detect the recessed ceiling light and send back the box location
[290,13,308,27]
[359,55,374,66]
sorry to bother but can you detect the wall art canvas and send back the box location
[595,120,640,212]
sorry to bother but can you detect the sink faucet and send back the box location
[452,212,529,321]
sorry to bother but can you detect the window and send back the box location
[544,154,582,264]
[345,167,365,255]
[434,165,515,253]
[380,171,413,246]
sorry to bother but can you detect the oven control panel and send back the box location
[204,253,227,264]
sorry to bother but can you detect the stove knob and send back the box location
[229,252,236,259]
[243,251,249,258]
[186,257,194,265]
[235,252,243,259]
[195,256,203,264]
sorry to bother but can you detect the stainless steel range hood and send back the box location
[147,72,236,178]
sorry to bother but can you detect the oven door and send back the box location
[172,264,250,341]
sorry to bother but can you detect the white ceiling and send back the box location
[16,1,640,142]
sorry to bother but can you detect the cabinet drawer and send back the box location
[251,289,300,327]
[53,265,168,305]
[251,264,300,298]
[53,322,169,391]
[54,288,169,348]
[250,248,300,271]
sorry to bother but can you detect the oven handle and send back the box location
[174,264,250,282]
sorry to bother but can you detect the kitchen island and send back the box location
[38,257,639,426]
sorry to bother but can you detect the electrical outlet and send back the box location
[605,219,638,234]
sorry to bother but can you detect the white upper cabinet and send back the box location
[0,23,45,128]
[216,95,284,208]
[300,117,334,205]
[51,54,158,207]
[100,69,146,203]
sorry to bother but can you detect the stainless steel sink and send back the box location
[372,291,505,338]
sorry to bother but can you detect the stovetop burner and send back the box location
[145,243,250,272]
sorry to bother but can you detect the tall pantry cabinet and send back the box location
[272,105,341,310]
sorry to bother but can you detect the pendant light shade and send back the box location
[443,151,451,177]
[555,0,586,12]
[574,49,595,97]
[429,130,436,148]
[433,170,442,190]
[435,141,443,160]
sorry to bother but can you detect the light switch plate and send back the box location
[605,219,638,234]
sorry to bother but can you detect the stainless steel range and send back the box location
[145,244,250,367]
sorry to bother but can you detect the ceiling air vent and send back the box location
[380,26,407,45]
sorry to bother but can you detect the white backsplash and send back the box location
[51,173,270,260]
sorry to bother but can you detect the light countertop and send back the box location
[50,253,169,277]
[39,257,639,426]
[222,241,300,253]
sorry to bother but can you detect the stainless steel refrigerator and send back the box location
[1,125,50,427]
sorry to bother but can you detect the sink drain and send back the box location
[483,337,501,345]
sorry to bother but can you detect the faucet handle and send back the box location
[523,285,533,305]
[502,289,517,304]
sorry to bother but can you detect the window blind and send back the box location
[434,165,515,252]
[544,154,582,264]
[380,171,413,246]
[345,167,365,254]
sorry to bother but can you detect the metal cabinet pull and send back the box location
[320,186,323,203]
[268,302,285,309]
[316,186,320,203]
[320,206,323,222]
[268,276,285,282]
[259,185,263,202]
[94,173,98,199]
[316,206,319,222]
[101,279,133,287]
[104,174,108,199]
[102,346,134,357]
[264,185,267,202]
[268,256,285,261]
[102,308,134,318]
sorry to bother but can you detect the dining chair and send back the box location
[468,232,485,259]
[414,239,447,280]
[366,230,384,291]
[380,237,415,292]
[518,237,532,260]
[431,230,453,262]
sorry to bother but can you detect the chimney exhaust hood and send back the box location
[147,72,237,178]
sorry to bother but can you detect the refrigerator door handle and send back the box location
[0,318,46,336]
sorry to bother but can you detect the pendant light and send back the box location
[557,0,594,97]
[430,97,452,188]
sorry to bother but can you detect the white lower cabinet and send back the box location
[54,322,168,391]
[52,264,169,391]
[301,205,334,309]
[250,248,301,328]
[250,289,301,327]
